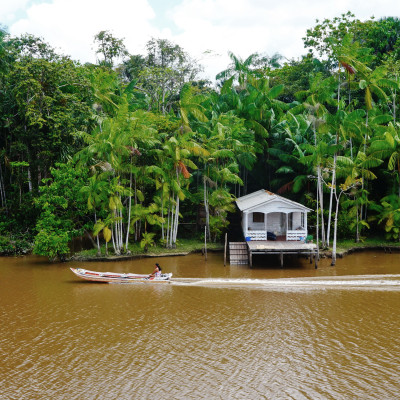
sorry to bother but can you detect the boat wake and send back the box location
[171,274,400,290]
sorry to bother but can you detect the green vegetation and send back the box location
[0,234,31,255]
[73,238,223,259]
[1,14,400,261]
[335,237,400,254]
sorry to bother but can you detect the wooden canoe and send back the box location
[70,267,172,283]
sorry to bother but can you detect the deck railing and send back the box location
[286,230,307,241]
[245,230,266,240]
[245,230,307,241]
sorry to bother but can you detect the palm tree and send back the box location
[296,73,336,247]
[178,83,208,133]
[371,194,400,242]
[336,151,382,241]
[216,52,260,88]
[330,179,361,266]
[197,112,253,238]
[382,55,400,123]
[370,123,400,197]
[93,215,113,255]
[118,109,158,249]
[145,164,170,241]
[89,67,123,117]
[161,134,197,248]
[80,175,108,255]
[326,33,374,245]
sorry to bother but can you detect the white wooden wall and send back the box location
[245,211,305,234]
[241,198,309,240]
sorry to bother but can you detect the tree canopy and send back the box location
[1,14,400,260]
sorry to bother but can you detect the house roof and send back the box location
[235,189,312,212]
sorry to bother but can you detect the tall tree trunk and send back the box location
[115,209,120,253]
[173,195,180,245]
[134,176,138,242]
[329,70,342,249]
[326,154,336,247]
[27,168,32,193]
[125,159,133,251]
[161,184,165,240]
[171,168,181,246]
[204,176,211,241]
[317,167,326,247]
[331,192,341,266]
[316,175,320,262]
[349,138,353,160]
[168,199,174,248]
[356,203,360,243]
[94,211,101,256]
[84,229,97,249]
[360,110,369,227]
[170,202,175,248]
[111,226,117,255]
[119,208,124,252]
[166,203,170,248]
[393,87,397,123]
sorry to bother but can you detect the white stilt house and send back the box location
[236,189,312,241]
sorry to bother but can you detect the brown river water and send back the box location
[1,251,400,399]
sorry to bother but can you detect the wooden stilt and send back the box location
[249,247,253,268]
[314,252,318,269]
[224,233,227,266]
[280,251,283,268]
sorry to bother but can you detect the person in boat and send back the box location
[149,263,162,278]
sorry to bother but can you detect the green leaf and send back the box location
[276,166,294,174]
[103,227,112,243]
[359,80,367,90]
[136,189,145,202]
[371,115,393,125]
[93,220,105,236]
[268,84,284,99]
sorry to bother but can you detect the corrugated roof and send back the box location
[235,189,312,212]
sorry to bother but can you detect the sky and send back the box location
[1,0,400,81]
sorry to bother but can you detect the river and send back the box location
[1,251,400,399]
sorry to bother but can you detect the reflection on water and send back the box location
[1,251,400,399]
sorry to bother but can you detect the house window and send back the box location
[253,212,264,223]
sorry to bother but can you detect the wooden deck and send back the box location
[228,240,318,268]
[247,240,317,253]
[246,240,317,268]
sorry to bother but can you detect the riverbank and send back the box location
[0,235,32,256]
[67,237,400,262]
[324,238,400,258]
[68,239,224,262]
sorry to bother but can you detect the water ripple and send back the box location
[1,260,400,399]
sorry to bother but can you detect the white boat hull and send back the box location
[70,268,172,283]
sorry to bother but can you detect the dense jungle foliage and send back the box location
[1,12,400,261]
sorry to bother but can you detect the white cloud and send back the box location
[9,0,163,63]
[6,0,400,80]
[169,0,400,80]
[0,0,30,25]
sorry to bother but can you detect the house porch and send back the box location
[243,211,308,241]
